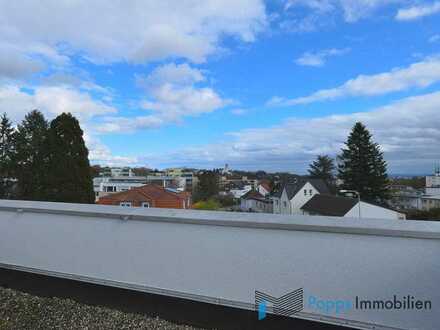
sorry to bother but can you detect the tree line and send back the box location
[0,110,94,203]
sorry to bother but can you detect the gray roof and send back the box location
[275,178,330,200]
[301,194,357,217]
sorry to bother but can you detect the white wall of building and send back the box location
[257,184,270,196]
[421,196,440,211]
[230,185,252,199]
[273,182,320,215]
[345,201,405,220]
[426,175,440,188]
[290,182,319,214]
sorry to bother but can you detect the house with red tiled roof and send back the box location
[97,184,191,209]
[257,181,271,196]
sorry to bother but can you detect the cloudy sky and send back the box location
[1,0,440,174]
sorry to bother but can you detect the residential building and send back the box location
[390,167,440,211]
[97,184,192,209]
[240,190,273,213]
[420,195,440,211]
[257,181,271,196]
[229,184,253,199]
[301,194,406,220]
[272,178,329,215]
[93,176,147,200]
[426,167,440,195]
[99,167,134,177]
[390,185,423,210]
[146,175,186,191]
[165,168,198,191]
[219,174,258,191]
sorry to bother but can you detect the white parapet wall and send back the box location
[0,200,439,330]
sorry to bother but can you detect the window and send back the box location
[309,189,313,195]
[141,202,150,208]
[120,202,132,207]
[304,189,307,195]
[283,201,287,207]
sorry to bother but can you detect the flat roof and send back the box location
[1,199,440,239]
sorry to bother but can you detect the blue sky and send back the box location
[1,0,440,174]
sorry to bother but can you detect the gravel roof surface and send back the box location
[0,286,205,330]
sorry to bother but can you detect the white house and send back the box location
[272,179,330,215]
[301,194,406,220]
[93,176,147,201]
[240,190,273,213]
[230,185,253,199]
[420,195,440,211]
[426,168,440,195]
[257,182,271,196]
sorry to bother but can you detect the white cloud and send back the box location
[396,1,440,21]
[0,1,266,65]
[141,84,228,120]
[0,43,50,80]
[295,48,350,67]
[84,134,139,166]
[98,63,229,133]
[338,0,400,22]
[270,56,440,106]
[138,63,205,87]
[230,108,248,115]
[429,34,440,43]
[0,85,116,123]
[285,0,399,23]
[155,91,440,173]
[96,116,164,134]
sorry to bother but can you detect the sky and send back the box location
[1,0,440,174]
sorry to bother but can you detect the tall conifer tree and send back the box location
[338,122,389,204]
[13,110,49,200]
[308,155,335,188]
[46,113,94,203]
[0,113,15,198]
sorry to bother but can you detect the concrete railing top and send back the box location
[1,199,440,240]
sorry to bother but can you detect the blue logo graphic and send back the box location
[258,300,267,320]
[255,288,304,320]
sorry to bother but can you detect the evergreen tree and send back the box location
[194,170,219,202]
[338,122,389,204]
[0,113,15,198]
[46,113,94,203]
[12,110,49,200]
[308,155,335,188]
